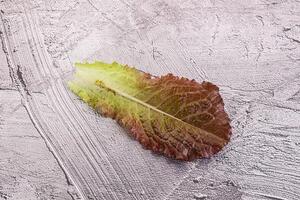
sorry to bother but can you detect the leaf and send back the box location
[68,61,231,160]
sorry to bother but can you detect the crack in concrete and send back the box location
[16,65,30,95]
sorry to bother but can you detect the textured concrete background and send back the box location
[0,0,300,199]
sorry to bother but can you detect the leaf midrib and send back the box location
[103,83,227,145]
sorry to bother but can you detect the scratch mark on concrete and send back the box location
[256,15,265,26]
[212,14,220,44]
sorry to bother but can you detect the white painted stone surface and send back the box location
[0,0,299,199]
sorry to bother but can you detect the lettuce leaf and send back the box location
[68,61,231,160]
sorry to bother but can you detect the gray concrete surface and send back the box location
[0,0,300,199]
